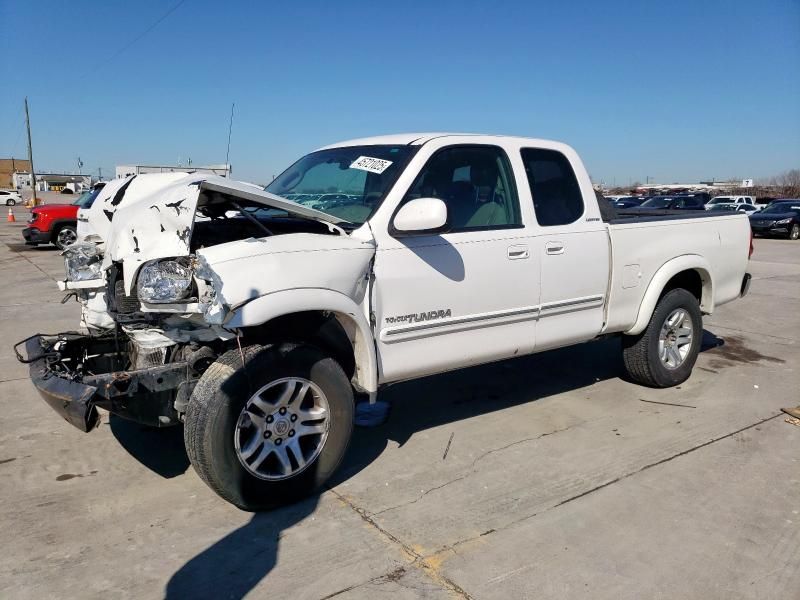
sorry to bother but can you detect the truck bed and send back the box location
[603,212,751,334]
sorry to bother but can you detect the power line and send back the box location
[91,0,188,73]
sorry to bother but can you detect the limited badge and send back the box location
[350,156,393,174]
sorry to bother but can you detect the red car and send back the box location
[22,185,104,249]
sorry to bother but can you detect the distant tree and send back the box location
[779,169,800,189]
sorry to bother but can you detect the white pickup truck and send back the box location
[17,133,752,510]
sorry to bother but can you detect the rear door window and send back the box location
[519,148,584,226]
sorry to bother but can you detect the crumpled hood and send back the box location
[99,173,348,293]
[82,173,191,244]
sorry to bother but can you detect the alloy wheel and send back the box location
[658,308,693,369]
[234,377,330,480]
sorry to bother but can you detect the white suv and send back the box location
[0,190,22,206]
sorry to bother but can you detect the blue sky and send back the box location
[1,0,798,186]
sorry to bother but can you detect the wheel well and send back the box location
[239,311,356,380]
[51,220,77,234]
[660,269,703,303]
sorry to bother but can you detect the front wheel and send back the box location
[622,288,702,388]
[54,224,77,249]
[184,343,354,511]
[789,224,799,240]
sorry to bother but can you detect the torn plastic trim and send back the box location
[58,278,106,291]
[194,253,228,325]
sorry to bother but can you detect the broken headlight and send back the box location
[137,259,193,304]
[64,242,103,281]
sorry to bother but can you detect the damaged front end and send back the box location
[15,333,211,431]
[22,173,374,432]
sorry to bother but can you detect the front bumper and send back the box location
[750,223,790,236]
[22,227,52,244]
[16,334,190,432]
[21,336,99,431]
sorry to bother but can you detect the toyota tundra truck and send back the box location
[16,134,752,510]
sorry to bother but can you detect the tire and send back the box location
[622,288,702,388]
[6,199,15,206]
[54,224,77,249]
[184,343,354,511]
[789,224,799,240]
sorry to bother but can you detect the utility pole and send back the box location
[225,102,235,177]
[98,166,103,181]
[24,97,38,206]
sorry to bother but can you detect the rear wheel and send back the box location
[184,343,354,511]
[54,224,77,249]
[622,288,702,387]
[789,224,799,240]
[6,198,15,206]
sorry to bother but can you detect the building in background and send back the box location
[0,158,32,189]
[32,174,92,193]
[115,163,231,178]
[12,171,32,189]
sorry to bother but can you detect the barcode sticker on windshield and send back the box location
[350,156,393,174]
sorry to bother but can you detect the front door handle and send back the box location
[546,241,565,255]
[507,245,529,260]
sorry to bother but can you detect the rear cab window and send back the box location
[519,148,584,226]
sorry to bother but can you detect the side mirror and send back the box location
[392,197,448,234]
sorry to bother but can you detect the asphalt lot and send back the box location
[0,203,798,599]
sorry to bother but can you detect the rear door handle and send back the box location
[507,244,529,260]
[546,241,565,255]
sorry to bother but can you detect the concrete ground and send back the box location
[1,205,798,599]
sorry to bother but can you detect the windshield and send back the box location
[759,202,800,215]
[72,189,99,208]
[641,197,672,208]
[266,145,417,225]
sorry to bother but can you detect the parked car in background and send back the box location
[749,200,800,240]
[687,191,712,205]
[23,184,105,249]
[611,196,646,209]
[706,195,755,210]
[708,203,760,215]
[633,195,706,211]
[1,190,22,206]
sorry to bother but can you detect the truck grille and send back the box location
[114,279,140,314]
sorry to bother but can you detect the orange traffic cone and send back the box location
[7,207,15,223]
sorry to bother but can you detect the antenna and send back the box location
[225,102,235,177]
